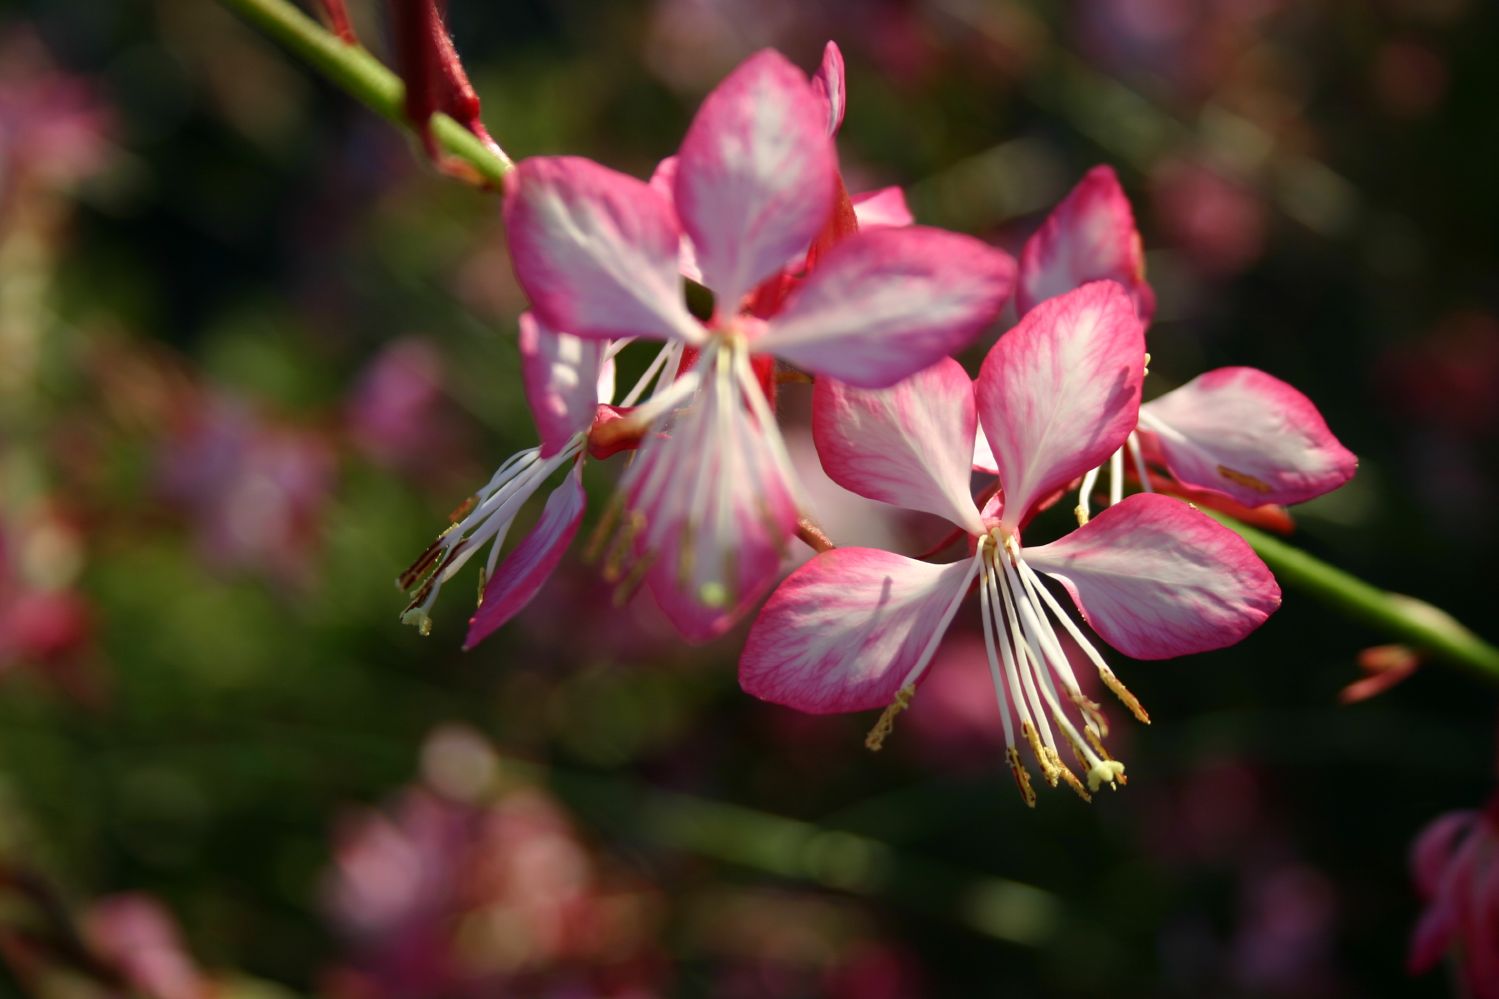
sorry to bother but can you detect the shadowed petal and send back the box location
[463,464,586,649]
[674,49,837,311]
[812,40,846,135]
[758,227,1015,387]
[977,280,1145,523]
[504,156,702,344]
[519,313,611,457]
[851,186,914,229]
[1018,165,1155,322]
[812,358,985,533]
[1138,367,1357,507]
[1024,493,1280,660]
[741,548,974,713]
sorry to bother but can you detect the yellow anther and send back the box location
[865,684,915,752]
[1100,668,1151,724]
[1021,721,1059,786]
[1007,747,1037,809]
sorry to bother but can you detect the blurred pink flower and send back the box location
[0,28,111,195]
[1408,795,1499,998]
[157,394,336,585]
[1150,157,1268,276]
[345,337,469,477]
[323,731,665,998]
[83,894,213,999]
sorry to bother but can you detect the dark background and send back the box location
[1,0,1496,995]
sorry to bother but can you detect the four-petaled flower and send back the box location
[740,282,1281,803]
[503,48,1015,639]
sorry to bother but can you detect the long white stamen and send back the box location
[735,349,810,514]
[977,549,1016,752]
[618,339,684,408]
[994,553,1059,758]
[1075,464,1101,525]
[1126,430,1152,494]
[1108,446,1124,506]
[898,545,985,690]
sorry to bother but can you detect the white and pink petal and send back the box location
[518,313,611,456]
[673,49,837,312]
[503,156,702,344]
[1023,493,1280,660]
[1017,165,1155,322]
[740,548,974,713]
[851,186,914,229]
[756,226,1015,388]
[811,358,985,533]
[463,464,587,649]
[811,41,846,136]
[1137,367,1357,507]
[976,280,1145,524]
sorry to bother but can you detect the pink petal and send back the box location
[1023,493,1281,660]
[673,49,837,311]
[811,358,985,534]
[740,548,974,713]
[757,226,1016,387]
[463,464,586,649]
[1411,810,1476,898]
[851,186,914,229]
[1407,899,1456,974]
[648,156,704,284]
[976,280,1145,523]
[972,425,998,474]
[1138,367,1358,507]
[519,313,610,457]
[1017,165,1156,322]
[812,41,846,136]
[503,156,702,344]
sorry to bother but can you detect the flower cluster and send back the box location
[399,43,1355,799]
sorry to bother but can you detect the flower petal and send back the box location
[648,155,705,284]
[1138,367,1357,507]
[811,358,985,533]
[1024,493,1280,660]
[519,313,610,457]
[740,548,974,713]
[851,186,914,229]
[1412,811,1477,899]
[812,41,846,135]
[504,156,702,344]
[976,280,1145,523]
[463,464,586,649]
[674,49,837,311]
[1017,165,1156,322]
[757,226,1015,387]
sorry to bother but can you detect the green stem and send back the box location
[216,0,513,185]
[1206,512,1499,684]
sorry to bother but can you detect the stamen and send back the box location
[865,684,915,751]
[1099,668,1151,725]
[1075,465,1101,526]
[1108,447,1124,506]
[1126,431,1152,494]
[1006,747,1037,808]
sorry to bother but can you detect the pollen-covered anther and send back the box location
[1021,720,1060,786]
[1099,667,1151,724]
[1048,748,1092,802]
[1068,687,1109,737]
[1086,759,1127,792]
[1004,747,1037,808]
[865,683,915,752]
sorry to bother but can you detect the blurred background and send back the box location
[1,0,1497,995]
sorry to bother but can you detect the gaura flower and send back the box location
[1408,794,1499,998]
[503,48,1015,639]
[741,281,1280,803]
[398,314,612,649]
[1003,166,1355,522]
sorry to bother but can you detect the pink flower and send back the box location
[399,314,610,648]
[503,48,1014,640]
[1010,167,1355,518]
[741,282,1280,802]
[1408,795,1499,998]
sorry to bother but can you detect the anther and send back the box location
[865,684,915,752]
[1099,668,1151,724]
[1086,760,1127,792]
[1022,720,1059,786]
[1048,749,1092,802]
[1006,747,1037,808]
